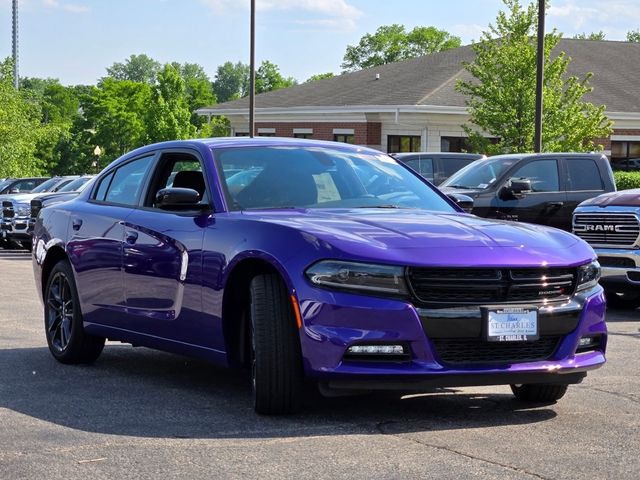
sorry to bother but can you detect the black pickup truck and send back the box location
[440,153,616,231]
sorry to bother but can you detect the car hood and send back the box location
[243,208,593,267]
[578,189,640,207]
[0,193,38,204]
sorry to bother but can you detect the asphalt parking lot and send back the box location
[0,249,638,480]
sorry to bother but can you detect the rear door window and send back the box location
[95,156,154,206]
[566,159,604,191]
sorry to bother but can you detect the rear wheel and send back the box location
[605,290,640,310]
[510,383,568,403]
[44,260,105,364]
[249,274,303,415]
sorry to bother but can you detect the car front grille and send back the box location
[431,336,561,365]
[573,213,640,247]
[2,201,14,219]
[407,267,576,305]
[597,256,636,269]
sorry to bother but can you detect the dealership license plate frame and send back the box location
[482,307,539,342]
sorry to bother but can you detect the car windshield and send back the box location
[31,178,58,193]
[0,179,11,191]
[441,156,520,189]
[214,146,455,212]
[58,177,91,192]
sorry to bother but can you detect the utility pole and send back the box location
[12,0,19,89]
[248,0,256,137]
[533,0,545,152]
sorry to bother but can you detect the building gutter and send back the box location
[196,105,469,117]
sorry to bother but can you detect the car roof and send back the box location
[393,152,485,159]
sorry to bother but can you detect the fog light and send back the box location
[347,345,405,355]
[578,337,596,347]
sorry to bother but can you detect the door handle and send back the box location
[546,202,564,207]
[125,230,139,244]
[71,218,83,231]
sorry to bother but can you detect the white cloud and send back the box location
[200,0,361,30]
[549,0,640,30]
[43,0,89,14]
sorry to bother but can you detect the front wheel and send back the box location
[510,383,568,403]
[44,260,105,364]
[605,290,640,310]
[249,274,304,415]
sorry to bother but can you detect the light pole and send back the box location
[534,0,545,152]
[92,146,102,173]
[249,0,256,137]
[12,0,19,89]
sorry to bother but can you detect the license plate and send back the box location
[484,307,538,342]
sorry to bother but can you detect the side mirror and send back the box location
[155,187,207,211]
[500,177,532,199]
[447,193,474,213]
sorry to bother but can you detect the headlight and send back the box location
[576,260,601,291]
[305,260,409,296]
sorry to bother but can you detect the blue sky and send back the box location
[0,0,639,86]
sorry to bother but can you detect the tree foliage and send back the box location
[627,30,640,42]
[573,31,606,40]
[305,72,335,83]
[0,59,50,177]
[255,61,297,94]
[104,54,161,84]
[213,61,250,103]
[341,24,461,72]
[456,0,612,154]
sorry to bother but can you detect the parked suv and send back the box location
[0,177,49,195]
[573,189,640,309]
[1,176,78,249]
[393,152,485,185]
[440,153,616,231]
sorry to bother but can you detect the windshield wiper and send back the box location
[444,184,474,189]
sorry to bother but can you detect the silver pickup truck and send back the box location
[572,188,640,309]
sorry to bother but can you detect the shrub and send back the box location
[613,171,640,190]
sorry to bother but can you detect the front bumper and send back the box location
[593,247,640,293]
[297,283,607,389]
[2,216,31,241]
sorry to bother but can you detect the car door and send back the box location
[68,154,155,327]
[121,150,211,346]
[563,157,607,230]
[494,158,567,229]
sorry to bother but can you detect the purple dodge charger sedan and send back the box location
[33,138,606,414]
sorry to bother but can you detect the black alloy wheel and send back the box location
[44,260,105,364]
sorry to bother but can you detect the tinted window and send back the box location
[103,156,154,206]
[566,159,603,191]
[442,157,476,177]
[442,156,519,190]
[58,177,91,193]
[94,172,114,202]
[215,146,454,212]
[405,157,434,181]
[12,179,40,192]
[511,160,559,192]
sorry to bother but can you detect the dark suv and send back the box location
[393,152,485,185]
[440,153,616,231]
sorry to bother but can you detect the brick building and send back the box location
[197,39,640,165]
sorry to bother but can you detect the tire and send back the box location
[44,260,105,364]
[605,290,640,310]
[249,274,303,415]
[510,383,568,403]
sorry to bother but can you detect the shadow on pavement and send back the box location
[0,345,557,439]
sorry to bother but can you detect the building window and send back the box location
[235,132,249,137]
[441,136,499,153]
[611,141,640,170]
[294,133,313,139]
[388,135,421,153]
[334,134,355,144]
[258,132,275,137]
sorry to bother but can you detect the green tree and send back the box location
[627,29,640,42]
[255,60,297,94]
[104,54,161,84]
[83,78,152,161]
[213,61,250,103]
[171,62,217,128]
[0,59,48,177]
[146,64,195,143]
[456,0,612,154]
[305,72,335,83]
[573,31,606,40]
[341,24,461,72]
